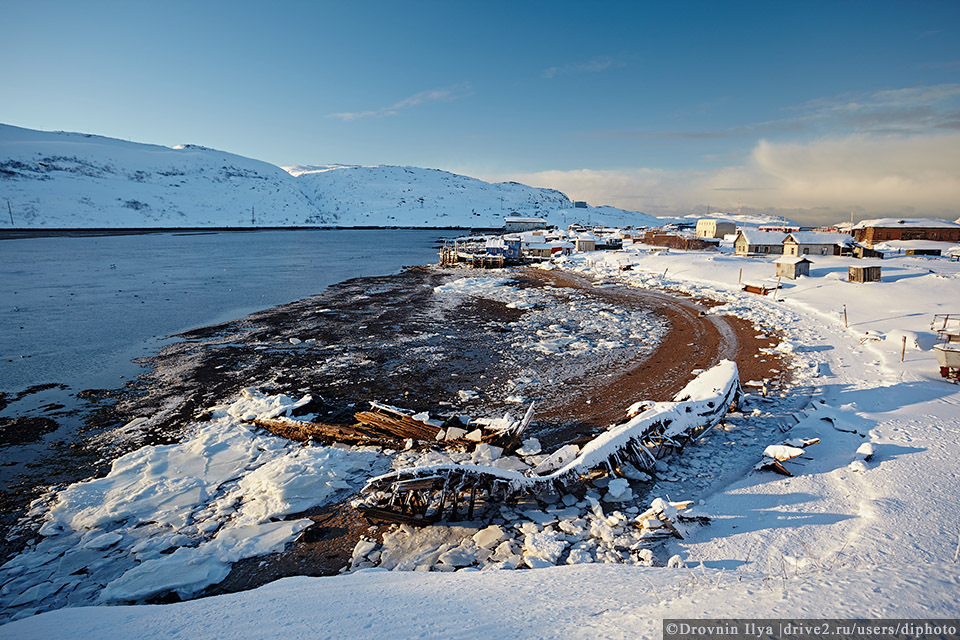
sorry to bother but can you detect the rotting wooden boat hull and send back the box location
[358,360,741,524]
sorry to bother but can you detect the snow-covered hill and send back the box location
[287,164,642,229]
[0,125,660,229]
[678,211,801,228]
[0,125,320,228]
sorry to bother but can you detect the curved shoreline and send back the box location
[0,263,791,606]
[517,268,786,444]
[191,265,790,597]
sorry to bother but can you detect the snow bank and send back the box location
[4,561,960,640]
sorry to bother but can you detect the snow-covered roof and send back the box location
[505,217,547,224]
[527,241,574,250]
[517,230,557,242]
[853,218,960,230]
[775,255,813,264]
[872,239,958,252]
[736,229,786,245]
[784,232,854,246]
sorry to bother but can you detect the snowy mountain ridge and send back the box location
[0,124,661,229]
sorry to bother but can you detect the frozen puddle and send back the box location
[0,390,383,619]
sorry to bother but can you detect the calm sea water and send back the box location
[0,229,451,402]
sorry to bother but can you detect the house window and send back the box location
[802,248,809,255]
[821,247,828,255]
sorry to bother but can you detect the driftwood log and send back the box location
[251,400,535,453]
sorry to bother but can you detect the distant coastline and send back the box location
[0,226,504,240]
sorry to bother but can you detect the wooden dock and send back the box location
[440,243,505,268]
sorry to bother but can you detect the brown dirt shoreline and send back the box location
[0,263,789,601]
[189,265,787,599]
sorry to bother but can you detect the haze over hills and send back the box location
[0,124,670,229]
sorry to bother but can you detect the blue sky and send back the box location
[2,0,958,223]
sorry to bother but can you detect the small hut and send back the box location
[775,255,812,279]
[848,265,881,283]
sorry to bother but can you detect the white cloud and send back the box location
[543,56,620,79]
[791,83,960,134]
[482,133,960,225]
[328,84,471,121]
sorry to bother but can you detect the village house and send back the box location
[851,218,960,247]
[696,218,736,239]
[636,230,719,251]
[525,241,573,259]
[782,231,854,257]
[614,229,648,246]
[733,229,786,256]
[775,255,812,279]
[571,231,597,252]
[504,216,548,232]
[484,236,522,260]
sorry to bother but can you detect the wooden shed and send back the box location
[848,265,881,283]
[775,255,812,279]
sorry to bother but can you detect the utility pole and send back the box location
[7,200,12,226]
[251,205,255,226]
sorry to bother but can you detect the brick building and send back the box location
[852,218,960,247]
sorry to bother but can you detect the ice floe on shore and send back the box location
[0,390,382,618]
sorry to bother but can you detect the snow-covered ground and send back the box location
[3,243,960,638]
[0,124,662,229]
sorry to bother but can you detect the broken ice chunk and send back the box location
[471,443,503,465]
[516,438,542,456]
[472,525,506,550]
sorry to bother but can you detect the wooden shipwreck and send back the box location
[251,401,534,452]
[357,360,742,525]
